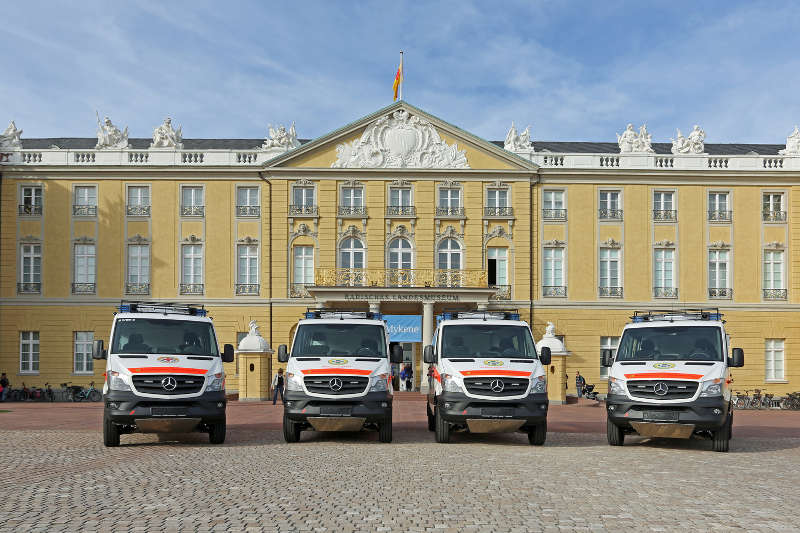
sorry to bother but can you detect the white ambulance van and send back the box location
[603,309,744,452]
[423,310,551,444]
[277,309,404,443]
[92,301,234,447]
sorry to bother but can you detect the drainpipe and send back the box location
[258,171,273,350]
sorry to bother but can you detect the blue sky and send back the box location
[3,1,800,144]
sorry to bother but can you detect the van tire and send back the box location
[427,404,435,431]
[434,407,450,443]
[607,418,624,446]
[103,416,120,447]
[712,412,731,453]
[209,420,226,445]
[528,421,547,445]
[283,413,301,443]
[379,413,392,443]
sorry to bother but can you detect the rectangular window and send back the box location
[74,186,97,206]
[237,187,259,206]
[237,245,258,284]
[599,191,620,211]
[543,190,564,210]
[390,188,411,206]
[487,189,508,208]
[127,186,150,206]
[20,244,42,285]
[654,249,675,292]
[599,248,620,288]
[439,188,461,208]
[708,192,728,212]
[653,191,673,211]
[487,247,508,286]
[763,193,783,213]
[127,245,150,284]
[600,336,619,379]
[763,250,784,289]
[293,187,315,207]
[182,244,203,284]
[765,339,785,381]
[293,246,314,284]
[74,331,94,374]
[708,250,729,289]
[74,244,96,284]
[20,331,40,373]
[182,186,203,207]
[543,247,564,288]
[341,187,364,207]
[20,186,43,215]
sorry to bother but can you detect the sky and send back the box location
[3,0,800,144]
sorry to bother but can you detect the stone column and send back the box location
[236,321,274,401]
[420,301,434,393]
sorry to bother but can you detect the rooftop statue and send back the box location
[150,117,183,149]
[95,113,129,149]
[616,123,654,153]
[504,122,533,152]
[778,126,800,155]
[0,120,22,149]
[262,122,300,151]
[671,124,705,154]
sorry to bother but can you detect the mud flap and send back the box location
[630,422,695,439]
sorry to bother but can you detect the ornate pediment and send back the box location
[237,236,259,245]
[601,238,621,249]
[182,234,202,243]
[293,178,314,187]
[439,178,461,188]
[484,224,512,245]
[340,224,364,239]
[19,235,40,243]
[708,240,730,249]
[291,222,317,240]
[542,239,566,247]
[765,241,785,250]
[127,233,149,244]
[341,178,363,188]
[332,109,469,169]
[437,224,463,240]
[73,236,95,244]
[654,240,675,247]
[389,178,411,187]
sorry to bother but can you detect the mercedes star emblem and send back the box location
[161,376,177,391]
[490,379,505,393]
[653,382,669,396]
[329,377,343,392]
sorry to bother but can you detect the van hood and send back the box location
[291,356,387,377]
[614,360,724,381]
[443,357,544,378]
[112,354,218,376]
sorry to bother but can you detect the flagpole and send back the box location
[399,51,403,101]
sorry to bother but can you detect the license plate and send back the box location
[481,407,513,418]
[151,407,186,417]
[320,406,351,416]
[643,410,678,422]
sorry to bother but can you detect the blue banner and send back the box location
[384,315,422,342]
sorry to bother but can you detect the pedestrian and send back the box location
[0,373,9,402]
[271,368,285,405]
[404,364,413,392]
[575,371,586,398]
[399,365,407,391]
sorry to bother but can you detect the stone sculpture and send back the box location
[671,125,705,154]
[779,126,800,155]
[95,114,129,149]
[150,117,183,149]
[616,123,654,153]
[263,122,300,151]
[0,120,22,149]
[504,122,533,152]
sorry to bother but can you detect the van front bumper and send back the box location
[606,394,730,430]
[284,390,392,425]
[103,390,227,427]
[436,391,548,428]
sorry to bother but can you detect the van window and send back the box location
[111,318,219,356]
[616,326,723,362]
[292,324,386,357]
[440,325,537,359]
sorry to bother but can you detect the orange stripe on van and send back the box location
[624,372,704,380]
[301,368,372,376]
[460,370,532,377]
[128,367,207,375]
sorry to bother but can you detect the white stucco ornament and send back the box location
[95,115,129,149]
[616,123,654,153]
[778,126,800,155]
[535,321,566,354]
[0,120,22,149]
[332,109,469,168]
[237,320,272,353]
[150,117,183,149]
[263,122,300,151]
[671,125,705,154]
[504,122,533,152]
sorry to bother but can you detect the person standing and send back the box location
[399,365,407,391]
[0,373,9,402]
[404,364,413,392]
[271,368,285,405]
[575,371,586,398]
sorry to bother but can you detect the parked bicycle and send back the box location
[780,392,800,410]
[71,381,102,402]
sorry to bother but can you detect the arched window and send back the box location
[437,239,461,270]
[339,237,365,286]
[389,238,413,269]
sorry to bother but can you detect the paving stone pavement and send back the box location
[1,402,799,532]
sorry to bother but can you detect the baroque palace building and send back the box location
[0,101,798,401]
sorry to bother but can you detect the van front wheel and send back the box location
[209,420,226,444]
[379,413,392,443]
[103,416,120,447]
[434,407,450,443]
[283,414,301,443]
[427,404,435,431]
[528,421,547,445]
[607,418,624,446]
[712,412,731,453]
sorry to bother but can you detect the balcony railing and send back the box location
[435,206,466,217]
[235,283,259,295]
[490,285,511,300]
[654,287,678,298]
[127,204,151,216]
[125,282,150,295]
[236,205,260,217]
[315,268,487,288]
[542,209,567,221]
[484,207,514,217]
[708,210,732,222]
[386,205,416,216]
[708,287,732,299]
[17,282,41,293]
[18,204,42,216]
[290,283,313,298]
[338,206,368,217]
[653,210,677,222]
[181,205,205,217]
[72,283,96,294]
[543,285,567,297]
[599,286,623,297]
[598,208,623,220]
[763,288,787,300]
[763,210,787,223]
[72,205,97,217]
[180,283,204,295]
[289,204,318,216]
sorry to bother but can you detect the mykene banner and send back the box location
[384,315,422,342]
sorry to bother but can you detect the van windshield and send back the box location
[111,318,219,356]
[292,324,386,357]
[616,326,723,362]
[441,325,537,359]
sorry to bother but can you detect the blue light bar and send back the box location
[304,312,315,319]
[632,316,644,323]
[708,313,722,321]
[441,312,454,320]
[118,304,131,312]
[507,313,520,321]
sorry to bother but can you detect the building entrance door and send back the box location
[399,342,418,391]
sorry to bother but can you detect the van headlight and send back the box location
[369,374,389,392]
[285,372,304,391]
[108,371,131,391]
[608,378,625,396]
[530,375,546,394]
[206,373,225,392]
[700,378,723,397]
[442,374,463,393]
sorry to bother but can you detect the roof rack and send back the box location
[118,300,208,317]
[438,309,521,321]
[303,308,383,321]
[631,308,723,323]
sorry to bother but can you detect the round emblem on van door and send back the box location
[490,379,505,393]
[653,382,669,396]
[653,362,676,369]
[328,359,348,366]
[157,357,179,364]
[484,360,504,367]
[329,378,343,391]
[161,377,177,391]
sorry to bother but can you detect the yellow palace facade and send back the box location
[1,101,798,399]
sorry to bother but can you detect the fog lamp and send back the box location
[217,402,224,408]
[444,402,452,409]
[713,408,722,415]
[106,401,119,410]
[608,405,616,411]
[381,402,388,408]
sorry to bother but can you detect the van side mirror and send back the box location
[423,345,436,364]
[539,346,551,366]
[222,344,235,363]
[390,344,404,364]
[601,349,613,367]
[730,348,744,368]
[277,344,289,363]
[92,339,106,360]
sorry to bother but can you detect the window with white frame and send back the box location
[599,248,620,290]
[543,190,564,210]
[763,250,784,289]
[437,239,462,270]
[340,238,365,269]
[388,238,413,269]
[765,339,785,381]
[21,186,43,209]
[74,331,94,374]
[20,331,39,373]
[127,186,150,206]
[708,192,730,221]
[487,189,508,207]
[127,244,150,291]
[74,186,97,206]
[763,193,783,214]
[341,186,363,207]
[600,336,619,379]
[237,187,259,206]
[74,244,96,286]
[708,250,729,289]
[543,247,564,292]
[293,246,314,285]
[599,191,621,219]
[293,186,314,207]
[438,188,462,216]
[20,243,41,291]
[654,249,675,294]
[487,247,508,286]
[181,244,203,285]
[389,187,411,206]
[653,191,674,211]
[181,186,204,216]
[237,245,259,285]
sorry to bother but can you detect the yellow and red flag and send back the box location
[393,52,403,101]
